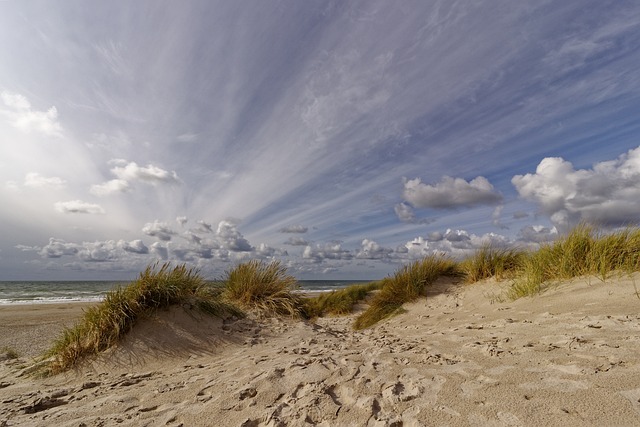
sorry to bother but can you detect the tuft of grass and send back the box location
[1,346,19,360]
[508,224,640,299]
[354,256,459,329]
[303,281,382,317]
[460,245,525,283]
[222,260,303,317]
[43,263,239,375]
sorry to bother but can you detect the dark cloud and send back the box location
[280,225,308,234]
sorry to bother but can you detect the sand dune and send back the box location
[2,275,640,426]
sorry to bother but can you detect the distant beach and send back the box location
[0,280,367,305]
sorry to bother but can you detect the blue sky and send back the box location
[1,1,640,280]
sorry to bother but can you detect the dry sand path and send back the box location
[2,275,640,426]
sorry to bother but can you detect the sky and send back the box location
[1,1,640,281]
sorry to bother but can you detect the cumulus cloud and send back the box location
[77,241,120,262]
[356,239,394,260]
[111,161,180,185]
[196,220,213,233]
[118,239,149,254]
[24,173,66,190]
[284,237,310,246]
[90,179,130,196]
[0,91,63,137]
[518,225,558,243]
[303,243,353,263]
[402,229,513,260]
[402,176,502,209]
[91,161,180,197]
[513,211,530,219]
[216,221,252,251]
[280,225,308,233]
[394,202,433,224]
[142,221,176,241]
[176,216,188,226]
[150,242,168,260]
[40,238,79,258]
[512,146,640,229]
[54,200,105,214]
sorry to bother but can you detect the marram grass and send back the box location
[303,281,382,318]
[459,245,525,283]
[222,260,304,317]
[354,256,459,329]
[43,263,239,375]
[507,224,640,299]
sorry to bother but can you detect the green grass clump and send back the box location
[508,224,640,299]
[354,256,459,329]
[460,245,525,283]
[303,281,382,317]
[44,263,238,375]
[222,260,303,317]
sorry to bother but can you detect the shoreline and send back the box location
[0,302,95,358]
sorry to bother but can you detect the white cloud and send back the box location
[512,146,640,229]
[280,225,308,233]
[142,220,176,241]
[54,200,105,214]
[303,243,353,263]
[176,216,188,226]
[111,161,180,185]
[356,239,394,260]
[40,238,80,258]
[90,179,130,196]
[0,91,63,137]
[216,221,252,252]
[24,172,66,190]
[402,176,502,209]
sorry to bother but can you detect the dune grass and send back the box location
[43,263,239,375]
[459,245,526,283]
[303,281,382,318]
[221,260,304,317]
[507,224,640,299]
[353,256,459,329]
[1,346,19,360]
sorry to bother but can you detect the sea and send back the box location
[0,280,372,305]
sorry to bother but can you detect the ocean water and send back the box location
[0,280,371,305]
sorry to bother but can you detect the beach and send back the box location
[2,275,640,426]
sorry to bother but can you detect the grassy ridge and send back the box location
[44,263,240,375]
[42,224,640,373]
[353,256,459,330]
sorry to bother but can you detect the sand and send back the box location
[1,275,640,426]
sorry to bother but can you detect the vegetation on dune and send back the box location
[507,224,640,299]
[353,256,459,330]
[39,224,640,373]
[221,260,304,317]
[44,263,240,375]
[303,281,382,318]
[459,245,526,283]
[1,347,19,360]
